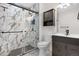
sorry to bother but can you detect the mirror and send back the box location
[43,9,55,26]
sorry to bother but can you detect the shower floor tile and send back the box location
[23,49,39,56]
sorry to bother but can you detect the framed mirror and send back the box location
[43,9,55,26]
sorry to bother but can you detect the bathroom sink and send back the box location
[67,34,79,38]
[53,33,79,39]
[53,33,66,37]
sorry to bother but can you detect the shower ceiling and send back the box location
[8,3,39,14]
[14,3,35,9]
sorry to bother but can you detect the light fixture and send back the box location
[57,3,70,9]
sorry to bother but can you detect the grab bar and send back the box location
[0,31,27,33]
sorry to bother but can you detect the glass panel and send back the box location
[0,3,39,55]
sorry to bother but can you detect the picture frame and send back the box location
[43,9,55,26]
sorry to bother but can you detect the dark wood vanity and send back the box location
[52,35,79,56]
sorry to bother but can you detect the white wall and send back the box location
[39,3,58,55]
[39,3,58,41]
[58,3,79,34]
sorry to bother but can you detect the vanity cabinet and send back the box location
[52,35,79,56]
[53,41,66,56]
[67,44,79,56]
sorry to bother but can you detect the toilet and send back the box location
[37,41,49,56]
[38,34,52,56]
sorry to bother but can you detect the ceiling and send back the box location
[14,3,35,9]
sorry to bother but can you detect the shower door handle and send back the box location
[0,31,27,33]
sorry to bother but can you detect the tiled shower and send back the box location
[0,3,39,56]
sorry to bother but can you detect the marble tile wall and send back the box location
[0,3,39,55]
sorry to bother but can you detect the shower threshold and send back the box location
[8,45,38,56]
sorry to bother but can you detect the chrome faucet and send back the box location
[66,26,69,35]
[60,26,69,35]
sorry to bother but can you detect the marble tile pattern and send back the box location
[23,48,39,56]
[0,3,39,56]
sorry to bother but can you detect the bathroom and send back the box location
[0,2,79,56]
[39,3,79,56]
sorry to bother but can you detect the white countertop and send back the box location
[53,33,79,39]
